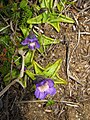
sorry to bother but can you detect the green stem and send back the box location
[31,50,35,63]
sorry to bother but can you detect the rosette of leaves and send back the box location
[25,59,67,86]
[27,0,74,32]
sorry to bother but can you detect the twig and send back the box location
[78,6,90,14]
[67,25,81,83]
[0,14,9,25]
[77,32,90,35]
[60,35,69,76]
[17,99,79,107]
[83,18,90,23]
[67,29,80,74]
[34,26,44,33]
[10,49,18,79]
[10,23,17,46]
[0,25,10,32]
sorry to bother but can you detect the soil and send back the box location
[0,1,90,120]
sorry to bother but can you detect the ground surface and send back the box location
[0,0,90,120]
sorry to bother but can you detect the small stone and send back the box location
[38,104,41,107]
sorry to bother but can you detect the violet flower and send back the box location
[35,79,56,100]
[21,32,40,50]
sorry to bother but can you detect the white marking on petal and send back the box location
[38,82,49,92]
[30,42,36,47]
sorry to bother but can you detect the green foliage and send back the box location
[25,51,32,65]
[0,1,32,28]
[0,35,10,48]
[0,61,11,76]
[27,0,74,32]
[20,27,30,37]
[25,70,35,80]
[25,59,67,85]
[37,33,60,53]
[33,29,60,53]
[19,5,32,27]
[46,100,55,106]
[33,60,44,75]
[57,0,67,12]
[40,0,54,10]
[3,69,19,85]
[43,59,62,78]
[20,0,28,9]
[0,35,14,75]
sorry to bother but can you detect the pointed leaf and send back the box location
[49,22,60,32]
[49,14,74,23]
[49,0,54,9]
[38,34,60,46]
[27,12,49,24]
[25,51,32,65]
[20,27,29,37]
[57,0,67,12]
[43,59,62,77]
[19,75,27,88]
[20,0,28,9]
[33,61,44,75]
[52,74,67,84]
[40,0,53,9]
[27,14,43,24]
[25,70,35,80]
[46,100,55,106]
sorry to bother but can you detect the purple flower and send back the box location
[21,32,40,50]
[35,79,56,100]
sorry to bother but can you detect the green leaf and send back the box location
[49,0,54,9]
[49,14,74,23]
[57,0,67,12]
[40,0,54,10]
[19,75,27,88]
[33,61,44,75]
[43,59,62,77]
[20,0,28,9]
[34,29,60,53]
[20,27,30,37]
[37,34,60,53]
[27,12,49,24]
[14,56,21,66]
[49,22,60,32]
[38,34,60,46]
[11,3,18,12]
[46,100,55,106]
[25,70,35,80]
[25,51,32,65]
[40,0,49,8]
[3,69,19,85]
[52,74,67,84]
[42,12,49,23]
[27,14,43,24]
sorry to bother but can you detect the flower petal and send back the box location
[47,79,54,87]
[39,92,47,99]
[28,35,38,42]
[21,38,29,45]
[36,79,47,87]
[28,44,35,50]
[45,87,56,95]
[35,41,40,49]
[34,88,40,98]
